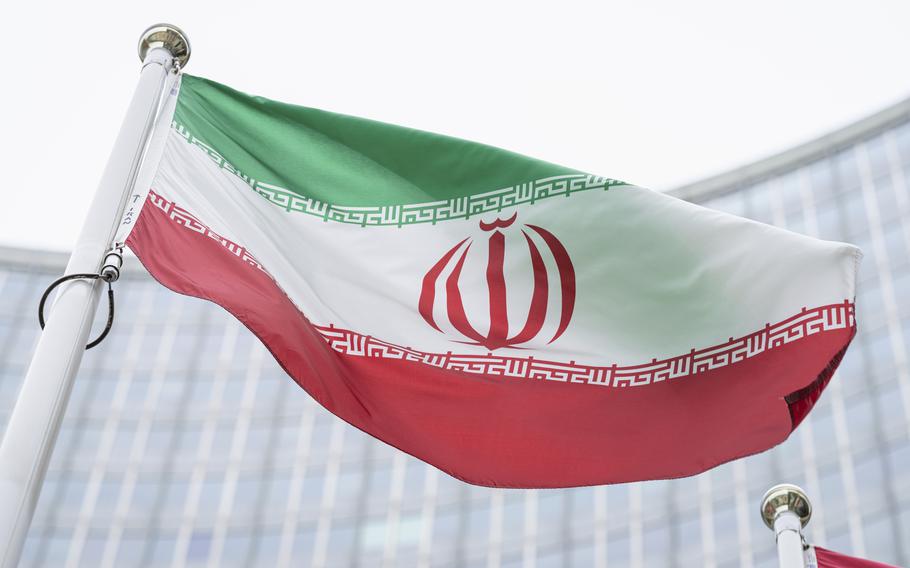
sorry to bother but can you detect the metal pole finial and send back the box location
[138,24,191,68]
[760,483,813,530]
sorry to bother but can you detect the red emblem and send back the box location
[419,213,576,350]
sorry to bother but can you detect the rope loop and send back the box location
[38,272,116,350]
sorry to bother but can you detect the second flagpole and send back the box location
[0,24,189,567]
[761,484,813,568]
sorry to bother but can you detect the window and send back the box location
[641,521,672,567]
[809,405,836,453]
[875,382,908,434]
[299,466,326,513]
[160,476,189,514]
[864,135,891,180]
[400,460,427,510]
[397,513,423,549]
[809,159,837,203]
[865,328,897,381]
[853,455,886,513]
[705,193,747,217]
[569,487,596,538]
[232,474,265,516]
[874,175,902,226]
[834,150,861,194]
[776,171,803,212]
[78,533,109,566]
[334,469,364,507]
[148,535,178,566]
[818,467,849,527]
[366,467,393,515]
[115,534,146,566]
[711,502,738,556]
[326,523,356,564]
[536,493,564,544]
[885,229,910,272]
[605,532,631,566]
[252,531,282,566]
[465,503,491,545]
[290,525,317,564]
[841,188,868,238]
[199,472,225,511]
[745,183,773,224]
[362,516,388,550]
[431,508,459,551]
[220,531,251,564]
[844,395,875,447]
[814,200,844,241]
[856,283,886,332]
[536,547,565,568]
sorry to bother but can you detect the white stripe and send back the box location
[147,130,860,373]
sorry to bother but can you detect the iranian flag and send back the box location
[121,74,860,488]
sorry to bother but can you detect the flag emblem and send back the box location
[418,213,576,351]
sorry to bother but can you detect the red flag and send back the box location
[815,546,903,568]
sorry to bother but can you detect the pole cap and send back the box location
[760,483,812,530]
[138,24,191,68]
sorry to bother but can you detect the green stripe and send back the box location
[175,74,619,209]
[174,122,627,226]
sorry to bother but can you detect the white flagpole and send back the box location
[760,484,813,568]
[0,24,189,567]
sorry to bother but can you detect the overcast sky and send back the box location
[2,1,909,251]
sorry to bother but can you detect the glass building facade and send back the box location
[1,97,909,567]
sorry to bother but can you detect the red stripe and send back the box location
[127,193,855,488]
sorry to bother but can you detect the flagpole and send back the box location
[0,24,189,567]
[761,484,813,568]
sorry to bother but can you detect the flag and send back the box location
[813,546,902,568]
[120,74,860,488]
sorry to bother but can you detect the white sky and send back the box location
[2,1,908,251]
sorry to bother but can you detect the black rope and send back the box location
[38,273,116,350]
